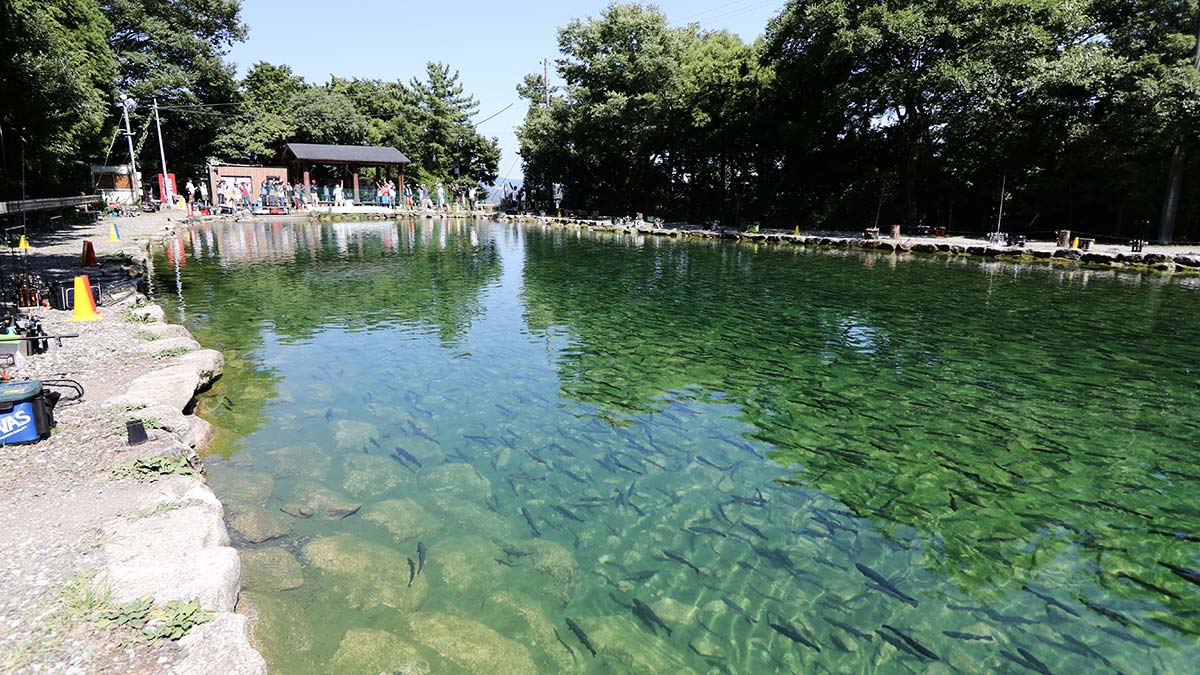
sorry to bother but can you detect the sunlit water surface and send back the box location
[151,219,1200,674]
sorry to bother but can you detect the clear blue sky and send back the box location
[225,0,785,182]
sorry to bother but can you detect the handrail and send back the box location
[0,195,101,216]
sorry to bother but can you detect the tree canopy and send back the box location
[518,1,1200,240]
[1,1,498,199]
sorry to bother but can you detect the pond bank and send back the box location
[500,214,1200,274]
[0,211,264,674]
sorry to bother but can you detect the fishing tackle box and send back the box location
[0,380,57,445]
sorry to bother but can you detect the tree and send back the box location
[409,62,499,186]
[1153,5,1200,241]
[100,0,246,180]
[211,62,306,164]
[0,0,117,195]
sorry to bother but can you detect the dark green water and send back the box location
[151,219,1200,675]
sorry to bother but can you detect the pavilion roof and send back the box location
[283,143,410,166]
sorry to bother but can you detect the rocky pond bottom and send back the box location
[152,219,1200,674]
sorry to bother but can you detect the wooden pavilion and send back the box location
[282,143,411,205]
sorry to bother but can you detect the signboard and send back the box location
[157,173,177,204]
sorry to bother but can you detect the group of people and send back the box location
[365,181,481,212]
[206,177,347,211]
[174,176,484,213]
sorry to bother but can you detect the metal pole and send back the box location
[121,100,139,201]
[153,98,170,203]
[544,58,550,107]
[995,173,1006,235]
[19,131,25,228]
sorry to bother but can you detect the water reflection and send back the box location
[152,220,1199,674]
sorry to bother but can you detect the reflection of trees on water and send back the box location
[153,219,503,454]
[520,226,1200,633]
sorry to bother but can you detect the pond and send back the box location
[151,219,1200,674]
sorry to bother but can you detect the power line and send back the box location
[690,0,784,27]
[677,0,762,23]
[474,102,514,128]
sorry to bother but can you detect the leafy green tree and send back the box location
[100,0,246,181]
[0,0,117,195]
[409,62,500,186]
[517,3,769,222]
[211,62,306,164]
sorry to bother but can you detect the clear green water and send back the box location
[152,220,1200,674]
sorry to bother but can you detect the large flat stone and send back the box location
[113,366,201,410]
[102,479,241,612]
[174,612,267,675]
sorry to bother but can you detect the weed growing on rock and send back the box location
[92,596,152,630]
[131,500,187,520]
[112,456,195,481]
[90,596,211,641]
[153,346,190,358]
[59,572,112,619]
[122,310,155,324]
[134,330,164,341]
[79,527,110,551]
[142,600,212,640]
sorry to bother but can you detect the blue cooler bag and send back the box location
[0,380,54,445]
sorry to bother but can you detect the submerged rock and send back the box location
[425,493,507,533]
[483,591,575,671]
[363,499,442,542]
[333,419,379,451]
[401,612,538,674]
[325,628,435,675]
[239,547,304,592]
[262,444,332,480]
[424,463,493,503]
[689,634,722,658]
[527,539,579,607]
[212,470,274,506]
[577,614,695,673]
[282,482,361,519]
[300,534,428,612]
[650,596,698,626]
[340,454,407,498]
[229,507,292,543]
[240,590,316,666]
[432,536,505,596]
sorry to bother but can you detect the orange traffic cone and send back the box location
[81,241,99,267]
[67,274,102,322]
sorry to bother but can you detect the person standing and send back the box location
[199,180,209,206]
[185,179,195,207]
[436,183,445,211]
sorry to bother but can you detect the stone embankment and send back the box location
[501,214,1200,274]
[0,211,264,674]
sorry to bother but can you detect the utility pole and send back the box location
[996,173,1006,235]
[544,58,550,107]
[153,98,172,204]
[1158,12,1200,243]
[118,95,139,202]
[19,130,26,228]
